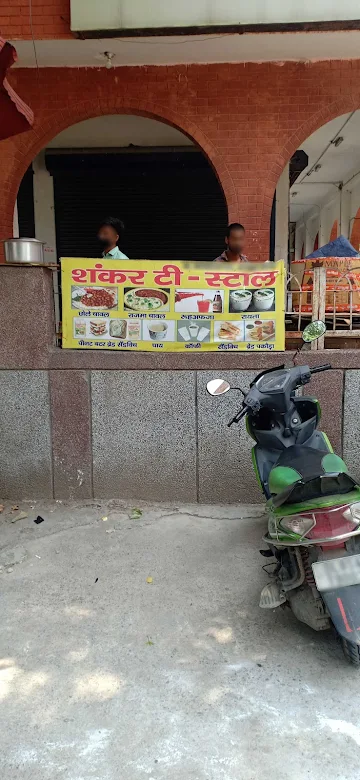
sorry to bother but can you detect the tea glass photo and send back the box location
[147,322,168,340]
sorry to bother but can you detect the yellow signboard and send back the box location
[61,259,285,352]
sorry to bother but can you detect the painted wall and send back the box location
[70,0,360,31]
[3,0,360,40]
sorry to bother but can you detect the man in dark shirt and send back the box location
[213,223,248,263]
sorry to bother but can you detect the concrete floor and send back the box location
[0,500,360,780]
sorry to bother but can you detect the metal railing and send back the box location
[286,264,360,348]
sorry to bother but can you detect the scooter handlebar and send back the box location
[226,364,332,426]
[310,364,332,374]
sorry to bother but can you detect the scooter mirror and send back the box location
[206,379,231,396]
[302,320,326,343]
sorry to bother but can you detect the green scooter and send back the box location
[207,322,360,666]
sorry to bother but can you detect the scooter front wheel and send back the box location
[340,637,360,667]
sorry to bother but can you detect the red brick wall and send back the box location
[2,60,360,260]
[0,0,72,40]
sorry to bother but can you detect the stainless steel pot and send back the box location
[3,238,46,265]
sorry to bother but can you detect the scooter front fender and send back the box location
[321,586,360,644]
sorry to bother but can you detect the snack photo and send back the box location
[109,319,127,339]
[246,319,275,341]
[71,286,118,310]
[124,287,169,312]
[215,320,244,341]
[90,320,108,337]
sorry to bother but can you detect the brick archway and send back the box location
[263,96,360,238]
[1,99,235,247]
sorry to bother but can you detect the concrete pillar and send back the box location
[294,223,305,260]
[304,226,312,257]
[275,163,289,265]
[340,188,351,239]
[33,151,57,263]
[305,215,318,256]
[13,201,19,238]
[33,151,60,330]
[321,199,337,246]
[319,204,328,247]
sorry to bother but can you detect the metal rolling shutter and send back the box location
[46,150,227,261]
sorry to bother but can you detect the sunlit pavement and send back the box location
[0,499,359,780]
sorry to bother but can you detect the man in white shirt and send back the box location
[97,217,128,259]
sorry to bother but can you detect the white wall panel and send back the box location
[71,0,360,31]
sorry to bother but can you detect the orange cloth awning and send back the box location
[0,38,34,140]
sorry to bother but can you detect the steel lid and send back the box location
[2,237,45,244]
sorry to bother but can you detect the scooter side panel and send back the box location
[321,586,360,644]
[252,446,279,499]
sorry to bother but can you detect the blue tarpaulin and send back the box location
[306,235,358,259]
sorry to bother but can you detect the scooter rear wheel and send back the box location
[341,637,360,667]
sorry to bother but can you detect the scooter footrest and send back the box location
[259,581,286,609]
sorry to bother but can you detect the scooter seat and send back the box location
[269,445,349,498]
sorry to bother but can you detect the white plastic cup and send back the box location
[197,326,209,342]
[178,326,191,341]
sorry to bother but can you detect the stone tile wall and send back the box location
[0,367,348,503]
[0,371,53,497]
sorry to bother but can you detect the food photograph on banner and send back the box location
[61,260,285,352]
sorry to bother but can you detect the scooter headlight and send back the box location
[279,514,315,536]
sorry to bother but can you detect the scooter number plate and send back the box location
[312,554,360,592]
